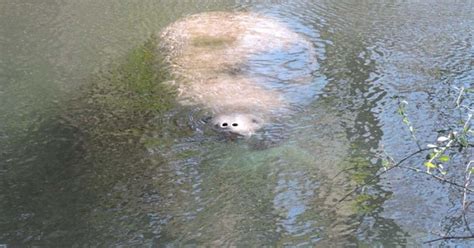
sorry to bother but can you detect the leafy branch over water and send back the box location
[337,86,473,243]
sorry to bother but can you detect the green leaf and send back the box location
[397,108,404,115]
[470,168,474,174]
[464,125,470,133]
[439,155,450,162]
[382,159,390,168]
[424,162,437,169]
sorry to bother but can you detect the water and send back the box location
[1,0,473,246]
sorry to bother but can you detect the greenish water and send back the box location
[1,1,473,247]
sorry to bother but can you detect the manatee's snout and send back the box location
[212,113,263,137]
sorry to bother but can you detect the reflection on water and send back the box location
[1,0,473,246]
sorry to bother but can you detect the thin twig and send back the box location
[462,161,473,235]
[463,161,473,210]
[337,147,433,202]
[463,214,473,237]
[332,166,358,179]
[398,165,474,192]
[424,235,474,244]
[455,86,465,108]
[398,100,422,150]
[337,145,474,202]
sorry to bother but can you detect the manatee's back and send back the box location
[159,11,318,118]
[160,12,310,75]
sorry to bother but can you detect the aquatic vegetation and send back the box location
[68,37,177,146]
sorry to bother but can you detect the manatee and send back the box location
[159,12,316,137]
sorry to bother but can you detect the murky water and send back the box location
[1,0,473,247]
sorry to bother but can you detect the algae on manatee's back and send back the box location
[191,35,237,48]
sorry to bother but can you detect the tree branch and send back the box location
[337,147,433,202]
[397,165,474,192]
[424,235,474,244]
[337,145,474,203]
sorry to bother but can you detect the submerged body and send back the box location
[159,12,316,137]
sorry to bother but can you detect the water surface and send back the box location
[1,0,473,246]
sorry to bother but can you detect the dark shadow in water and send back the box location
[0,37,181,246]
[0,117,92,246]
[297,1,408,246]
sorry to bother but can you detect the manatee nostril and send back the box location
[232,123,238,127]
[222,122,228,127]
